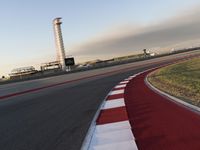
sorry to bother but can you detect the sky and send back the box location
[1,0,200,76]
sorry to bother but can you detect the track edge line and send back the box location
[80,91,113,150]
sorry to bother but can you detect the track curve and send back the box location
[0,51,200,150]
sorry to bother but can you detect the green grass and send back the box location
[148,57,200,106]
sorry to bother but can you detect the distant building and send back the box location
[9,66,37,80]
[40,61,61,71]
[143,49,157,57]
[150,53,156,56]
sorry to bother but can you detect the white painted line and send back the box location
[90,128,135,146]
[120,81,129,84]
[136,72,143,76]
[124,78,132,81]
[102,98,125,109]
[115,84,126,89]
[129,75,136,78]
[95,121,131,133]
[92,140,138,150]
[81,94,111,150]
[109,89,124,95]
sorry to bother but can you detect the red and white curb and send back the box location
[81,57,199,150]
[81,73,142,150]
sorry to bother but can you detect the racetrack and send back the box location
[0,50,200,150]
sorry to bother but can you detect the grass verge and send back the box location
[148,57,200,106]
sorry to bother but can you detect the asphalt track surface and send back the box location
[0,67,149,150]
[0,51,200,150]
[125,71,200,150]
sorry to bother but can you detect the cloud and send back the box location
[71,6,200,59]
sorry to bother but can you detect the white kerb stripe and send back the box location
[115,84,126,89]
[124,78,132,81]
[129,75,136,78]
[92,140,138,150]
[102,98,125,110]
[135,73,141,76]
[120,81,129,84]
[109,89,124,95]
[95,121,131,133]
[90,129,135,146]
